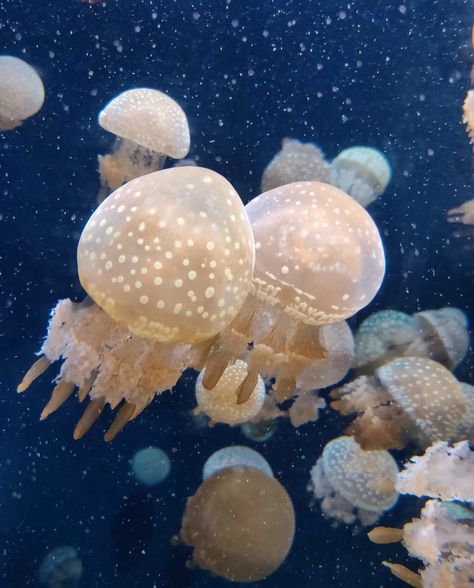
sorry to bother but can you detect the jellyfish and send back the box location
[194,360,266,426]
[131,446,171,486]
[353,310,420,373]
[455,383,474,442]
[260,138,331,193]
[202,181,385,406]
[447,197,474,235]
[308,435,399,526]
[0,55,45,130]
[38,546,83,588]
[97,88,190,199]
[202,445,273,479]
[18,166,255,440]
[330,146,391,207]
[240,418,278,443]
[330,357,466,450]
[178,466,295,582]
[463,89,474,145]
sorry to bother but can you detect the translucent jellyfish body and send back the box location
[0,55,44,130]
[202,445,273,479]
[203,181,384,405]
[38,546,83,588]
[195,360,265,425]
[331,357,466,450]
[455,382,474,442]
[463,89,474,144]
[309,436,399,526]
[18,166,255,440]
[330,146,391,207]
[98,88,190,198]
[260,138,330,193]
[179,466,295,582]
[131,446,171,486]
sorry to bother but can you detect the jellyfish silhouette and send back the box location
[38,546,83,588]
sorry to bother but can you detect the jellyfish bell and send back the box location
[240,418,277,443]
[18,166,255,441]
[202,445,273,479]
[97,88,190,198]
[309,435,399,526]
[331,357,466,450]
[38,546,83,588]
[179,466,295,582]
[260,138,331,193]
[330,146,391,207]
[0,55,45,130]
[131,446,171,486]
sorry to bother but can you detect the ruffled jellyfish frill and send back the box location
[308,436,399,527]
[202,181,384,406]
[17,166,255,441]
[330,357,466,450]
[0,55,45,130]
[260,138,331,193]
[330,146,391,207]
[131,446,171,486]
[178,466,295,582]
[97,88,190,199]
[38,546,83,588]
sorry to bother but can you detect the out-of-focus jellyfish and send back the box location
[194,360,266,426]
[330,357,466,450]
[309,436,399,527]
[0,55,44,130]
[286,389,326,427]
[18,166,255,440]
[178,466,295,581]
[131,446,171,486]
[260,138,331,192]
[353,310,419,373]
[455,382,474,442]
[97,88,190,199]
[240,418,278,443]
[203,181,384,406]
[330,146,391,207]
[463,89,474,145]
[38,546,83,588]
[202,445,273,479]
[409,307,469,370]
[447,197,474,236]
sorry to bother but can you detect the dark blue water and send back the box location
[1,0,472,586]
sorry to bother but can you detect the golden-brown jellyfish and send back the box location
[0,55,44,130]
[18,166,254,441]
[463,89,474,145]
[178,466,295,582]
[260,138,331,193]
[331,357,466,450]
[202,181,385,405]
[330,146,391,207]
[97,88,190,199]
[447,197,474,236]
[308,435,399,526]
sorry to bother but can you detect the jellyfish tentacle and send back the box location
[104,401,136,442]
[17,355,51,393]
[382,562,422,588]
[40,380,75,421]
[73,397,106,440]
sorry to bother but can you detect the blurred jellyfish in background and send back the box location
[331,357,466,450]
[0,55,44,130]
[463,89,474,145]
[194,360,266,426]
[308,436,399,527]
[178,466,295,582]
[260,138,331,192]
[97,88,190,199]
[240,418,278,443]
[455,383,474,442]
[203,181,384,408]
[17,166,255,441]
[202,445,273,479]
[38,546,83,588]
[131,446,171,486]
[330,146,391,207]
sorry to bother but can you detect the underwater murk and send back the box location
[1,1,473,587]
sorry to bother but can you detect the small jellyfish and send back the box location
[18,166,255,440]
[203,181,385,404]
[330,146,391,207]
[97,88,190,198]
[260,138,331,193]
[179,466,295,582]
[38,546,83,588]
[131,446,171,486]
[194,360,266,426]
[309,435,399,527]
[202,445,273,479]
[353,310,419,373]
[0,55,44,130]
[240,418,278,443]
[331,357,466,450]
